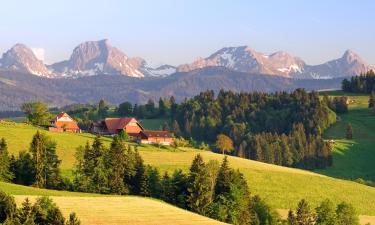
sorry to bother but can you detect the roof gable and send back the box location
[104,117,142,131]
[54,112,75,122]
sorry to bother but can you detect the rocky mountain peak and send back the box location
[0,43,52,77]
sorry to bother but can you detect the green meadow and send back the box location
[1,92,375,220]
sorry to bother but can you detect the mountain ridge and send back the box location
[0,40,373,79]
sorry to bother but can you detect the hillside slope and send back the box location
[0,183,225,225]
[1,122,375,216]
[319,91,375,182]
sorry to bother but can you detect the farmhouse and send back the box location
[49,112,80,132]
[137,130,174,145]
[92,117,144,138]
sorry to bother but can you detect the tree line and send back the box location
[170,89,335,170]
[286,199,359,225]
[342,70,375,93]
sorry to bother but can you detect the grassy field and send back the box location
[1,97,375,219]
[0,183,225,225]
[318,91,375,182]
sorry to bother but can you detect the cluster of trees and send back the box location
[287,199,359,225]
[72,136,280,225]
[244,124,332,169]
[0,191,80,225]
[73,136,148,195]
[117,98,173,119]
[169,89,335,169]
[322,95,348,114]
[21,101,52,126]
[342,70,375,93]
[0,132,65,189]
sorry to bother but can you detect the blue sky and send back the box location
[1,0,374,66]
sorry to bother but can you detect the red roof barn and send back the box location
[137,130,174,145]
[92,117,144,137]
[49,112,80,132]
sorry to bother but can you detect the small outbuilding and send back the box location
[137,130,174,145]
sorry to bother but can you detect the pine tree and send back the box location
[0,138,13,182]
[0,191,17,223]
[295,199,314,225]
[161,172,172,202]
[346,123,353,139]
[214,156,232,198]
[172,120,181,137]
[315,199,336,225]
[106,136,127,194]
[287,210,298,225]
[66,212,81,225]
[146,166,162,198]
[29,131,61,188]
[132,150,148,195]
[187,154,212,215]
[170,169,188,209]
[336,202,359,225]
[18,198,35,224]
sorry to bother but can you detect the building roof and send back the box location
[52,112,79,130]
[104,117,143,132]
[140,130,173,138]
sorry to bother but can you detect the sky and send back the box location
[0,0,374,66]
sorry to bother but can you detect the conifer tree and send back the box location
[161,172,172,202]
[315,199,336,225]
[0,191,17,223]
[214,156,232,198]
[287,210,298,225]
[336,202,359,225]
[146,166,162,198]
[295,199,314,225]
[106,136,127,194]
[132,150,148,195]
[187,154,212,215]
[18,198,35,224]
[0,138,13,182]
[66,212,81,225]
[29,131,61,188]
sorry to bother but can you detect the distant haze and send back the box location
[0,0,374,66]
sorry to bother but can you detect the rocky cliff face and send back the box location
[50,39,145,77]
[177,46,374,79]
[0,44,52,77]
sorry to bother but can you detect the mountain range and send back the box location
[0,40,373,79]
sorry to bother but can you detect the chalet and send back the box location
[92,117,144,138]
[49,112,80,133]
[137,130,174,145]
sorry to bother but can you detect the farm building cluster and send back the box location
[49,112,174,145]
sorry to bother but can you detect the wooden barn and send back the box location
[49,112,80,133]
[137,130,174,145]
[92,117,144,138]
